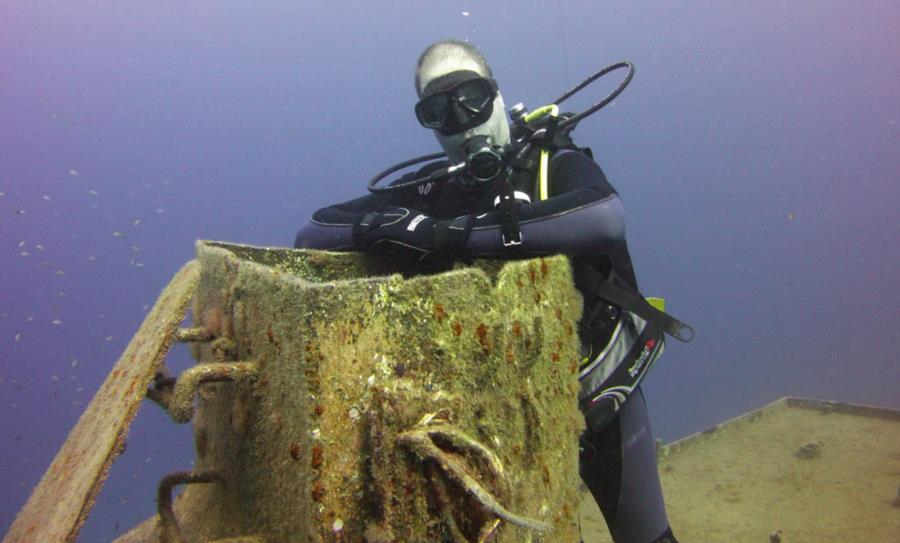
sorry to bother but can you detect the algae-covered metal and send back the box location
[58,241,585,543]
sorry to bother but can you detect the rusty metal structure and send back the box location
[7,240,899,542]
[5,241,586,543]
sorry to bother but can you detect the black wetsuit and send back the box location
[294,151,677,543]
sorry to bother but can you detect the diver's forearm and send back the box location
[293,220,355,250]
[465,194,626,256]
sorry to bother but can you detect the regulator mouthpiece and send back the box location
[462,135,505,182]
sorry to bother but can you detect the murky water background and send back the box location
[1,2,897,540]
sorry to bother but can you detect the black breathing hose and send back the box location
[367,152,447,193]
[554,61,634,131]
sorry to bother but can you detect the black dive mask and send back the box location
[415,70,498,135]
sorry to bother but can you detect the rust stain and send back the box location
[451,320,462,337]
[290,442,301,461]
[433,302,445,323]
[511,321,522,337]
[540,258,548,278]
[311,481,325,502]
[475,323,491,354]
[311,444,324,468]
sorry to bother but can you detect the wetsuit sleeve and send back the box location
[293,190,411,250]
[465,152,626,256]
[292,162,449,250]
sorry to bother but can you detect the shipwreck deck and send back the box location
[580,397,900,542]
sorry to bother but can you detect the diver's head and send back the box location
[414,40,511,171]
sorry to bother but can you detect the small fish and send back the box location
[17,241,25,248]
[52,319,62,325]
[14,209,26,215]
[26,316,34,322]
[69,169,79,176]
[70,359,78,367]
[14,333,21,342]
[88,190,98,196]
[132,219,141,227]
[112,231,124,239]
[35,244,44,250]
[0,191,5,197]
[19,251,29,257]
[42,195,51,202]
[87,256,96,262]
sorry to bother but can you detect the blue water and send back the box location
[2,2,898,541]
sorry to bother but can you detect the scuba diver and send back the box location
[294,40,688,543]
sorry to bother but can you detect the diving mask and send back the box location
[415,70,498,135]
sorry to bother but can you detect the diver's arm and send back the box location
[294,192,397,250]
[459,151,626,256]
[461,189,625,256]
[293,219,354,250]
[292,164,440,250]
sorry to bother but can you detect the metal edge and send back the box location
[660,396,900,458]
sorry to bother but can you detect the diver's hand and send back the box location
[353,207,435,253]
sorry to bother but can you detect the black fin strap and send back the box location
[433,214,474,256]
[574,266,695,343]
[352,212,379,250]
[433,219,452,252]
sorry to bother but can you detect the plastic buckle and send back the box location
[502,231,523,247]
